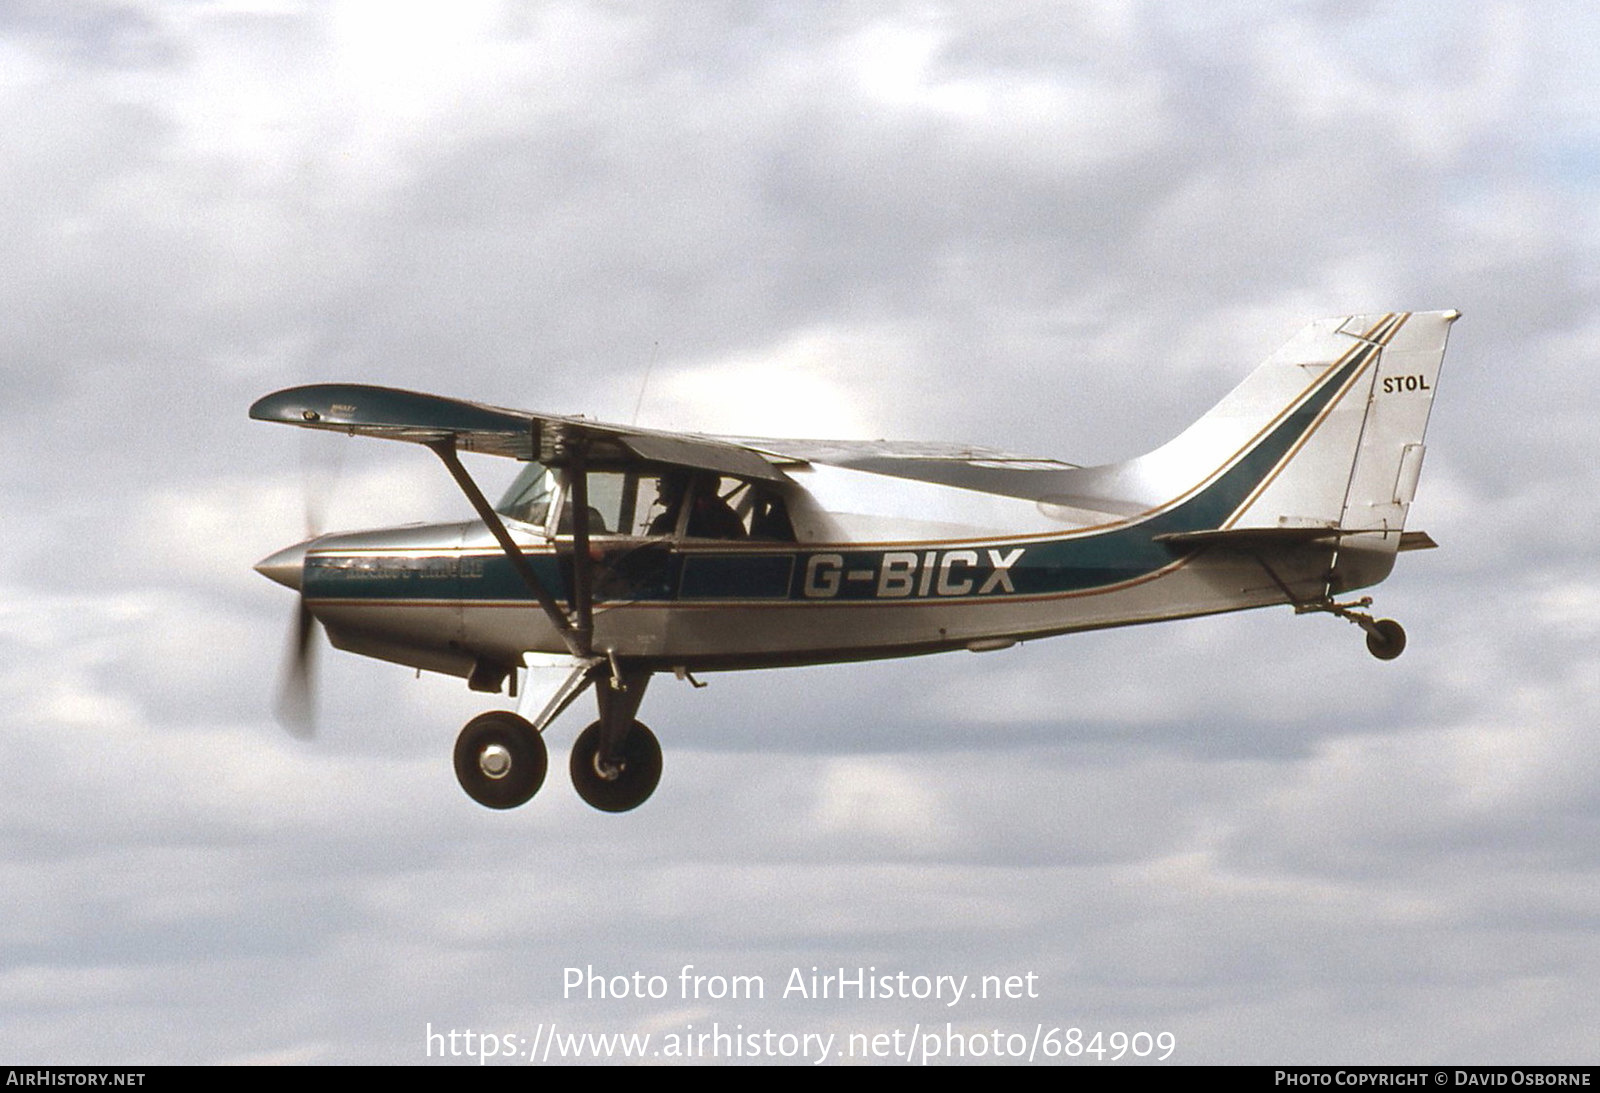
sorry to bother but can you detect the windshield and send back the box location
[495,463,555,526]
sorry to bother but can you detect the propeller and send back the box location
[261,433,344,738]
[275,598,318,739]
[258,535,319,738]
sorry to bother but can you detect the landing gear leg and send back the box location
[570,666,661,812]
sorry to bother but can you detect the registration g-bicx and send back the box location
[252,311,1458,813]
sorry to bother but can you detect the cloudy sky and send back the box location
[4,0,1599,1066]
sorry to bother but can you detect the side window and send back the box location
[580,470,625,535]
[638,471,795,541]
[555,469,665,537]
[546,468,798,542]
[495,464,795,541]
[747,487,796,541]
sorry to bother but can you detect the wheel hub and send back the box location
[479,743,513,780]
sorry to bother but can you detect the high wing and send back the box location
[249,383,788,482]
[250,385,1088,496]
[725,436,1082,501]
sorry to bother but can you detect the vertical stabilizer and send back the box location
[1073,310,1457,592]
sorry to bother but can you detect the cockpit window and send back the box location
[496,464,796,542]
[645,472,795,541]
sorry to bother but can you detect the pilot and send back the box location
[649,470,746,539]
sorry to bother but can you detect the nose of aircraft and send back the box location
[254,539,312,591]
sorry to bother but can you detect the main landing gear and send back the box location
[452,661,662,813]
[569,720,662,813]
[454,711,547,810]
[423,434,669,813]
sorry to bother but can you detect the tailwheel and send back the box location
[1364,618,1407,661]
[1293,594,1409,662]
[570,720,661,813]
[454,711,547,809]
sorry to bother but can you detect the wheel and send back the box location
[1365,618,1407,661]
[453,712,547,809]
[569,720,662,813]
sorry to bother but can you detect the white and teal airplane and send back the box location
[253,310,1457,813]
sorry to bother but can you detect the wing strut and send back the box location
[425,439,593,659]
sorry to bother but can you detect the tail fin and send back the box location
[1102,311,1458,592]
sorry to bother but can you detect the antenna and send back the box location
[630,340,659,426]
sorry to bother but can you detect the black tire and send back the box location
[570,720,662,813]
[1366,618,1407,661]
[453,712,547,809]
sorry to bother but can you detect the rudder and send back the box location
[1327,310,1457,590]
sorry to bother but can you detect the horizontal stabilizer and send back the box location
[1155,526,1344,549]
[1155,525,1439,553]
[1398,530,1438,552]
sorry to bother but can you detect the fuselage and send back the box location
[281,519,1325,678]
[270,430,1350,680]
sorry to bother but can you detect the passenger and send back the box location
[555,502,609,535]
[748,491,796,541]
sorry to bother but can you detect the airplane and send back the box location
[252,310,1457,813]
